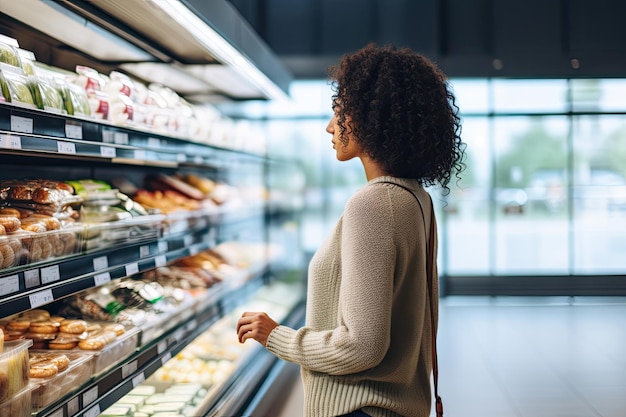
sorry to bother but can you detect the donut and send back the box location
[78,337,106,351]
[0,216,20,233]
[29,361,58,378]
[102,323,125,336]
[21,309,51,320]
[0,328,3,353]
[3,329,26,341]
[49,354,70,372]
[40,239,53,259]
[6,319,30,332]
[27,214,61,231]
[48,341,77,350]
[59,320,87,334]
[48,316,66,324]
[21,221,46,233]
[0,208,21,218]
[0,244,14,269]
[28,320,59,335]
[0,224,5,236]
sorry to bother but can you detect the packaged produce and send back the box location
[33,75,65,113]
[0,64,35,107]
[71,65,110,119]
[0,35,21,68]
[16,48,35,75]
[61,81,91,116]
[104,71,135,125]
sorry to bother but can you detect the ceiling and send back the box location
[229,0,626,80]
[0,0,292,102]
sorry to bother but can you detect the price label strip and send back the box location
[29,289,54,308]
[0,134,21,149]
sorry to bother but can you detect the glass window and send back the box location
[492,79,568,113]
[492,116,569,274]
[444,117,491,274]
[572,115,626,273]
[572,79,626,112]
[449,79,489,114]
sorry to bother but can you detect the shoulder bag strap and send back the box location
[379,182,443,416]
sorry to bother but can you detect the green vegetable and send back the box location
[0,71,10,102]
[61,84,91,116]
[41,83,63,110]
[5,76,34,105]
[0,44,19,67]
[29,80,44,109]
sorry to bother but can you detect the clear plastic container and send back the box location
[0,339,32,404]
[0,383,34,417]
[29,350,93,410]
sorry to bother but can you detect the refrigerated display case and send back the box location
[0,1,305,416]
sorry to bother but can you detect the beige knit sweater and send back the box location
[266,176,438,417]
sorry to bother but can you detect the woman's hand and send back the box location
[236,312,279,346]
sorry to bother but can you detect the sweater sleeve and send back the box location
[266,185,396,375]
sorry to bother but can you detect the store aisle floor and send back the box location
[274,296,626,417]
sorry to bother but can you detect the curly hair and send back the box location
[328,43,465,193]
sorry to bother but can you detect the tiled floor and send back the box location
[274,296,626,417]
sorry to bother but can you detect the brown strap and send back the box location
[379,182,443,416]
[424,202,444,417]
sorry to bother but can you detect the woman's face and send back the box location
[326,113,360,162]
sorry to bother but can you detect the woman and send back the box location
[237,43,465,417]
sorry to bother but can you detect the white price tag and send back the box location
[172,328,184,342]
[23,269,39,288]
[161,352,172,365]
[177,153,186,162]
[40,265,60,284]
[134,149,147,160]
[121,360,138,379]
[57,141,76,154]
[83,404,100,417]
[0,275,19,296]
[114,131,129,144]
[157,340,167,354]
[92,256,109,271]
[194,155,203,164]
[148,137,160,147]
[132,372,145,387]
[29,289,54,308]
[67,397,80,416]
[125,263,139,276]
[82,386,98,406]
[0,134,21,149]
[139,245,150,258]
[155,255,167,267]
[93,273,111,286]
[100,146,116,157]
[158,241,168,252]
[10,115,33,133]
[65,122,83,139]
[183,235,193,247]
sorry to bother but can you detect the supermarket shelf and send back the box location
[0,225,216,318]
[31,271,271,417]
[0,102,267,168]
